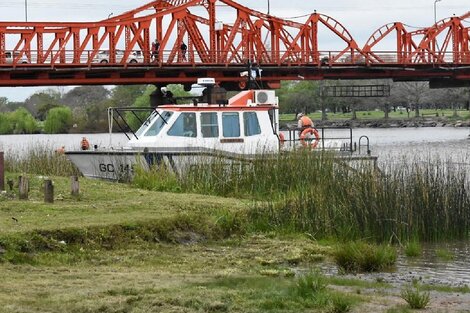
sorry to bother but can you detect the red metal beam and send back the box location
[0,1,468,87]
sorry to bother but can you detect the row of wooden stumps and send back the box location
[15,176,80,203]
[1,151,80,203]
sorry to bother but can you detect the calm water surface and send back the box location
[1,127,470,286]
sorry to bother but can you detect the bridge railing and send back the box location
[1,50,470,67]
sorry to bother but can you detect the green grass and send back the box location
[404,240,422,258]
[4,144,79,176]
[436,248,455,261]
[400,285,431,309]
[132,151,470,243]
[333,241,397,273]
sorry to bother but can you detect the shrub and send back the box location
[329,293,354,313]
[295,270,328,298]
[400,285,430,309]
[6,108,38,134]
[334,241,397,273]
[132,164,181,192]
[404,240,421,258]
[44,106,73,133]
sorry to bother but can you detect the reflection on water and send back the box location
[1,128,470,285]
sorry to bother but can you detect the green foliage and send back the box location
[133,152,470,242]
[404,240,422,258]
[329,293,355,313]
[125,85,156,131]
[5,144,79,176]
[24,89,61,118]
[278,81,320,114]
[0,108,38,134]
[110,85,147,107]
[44,106,73,133]
[0,113,13,134]
[132,164,181,192]
[295,270,328,298]
[436,248,454,261]
[400,285,430,309]
[334,242,397,273]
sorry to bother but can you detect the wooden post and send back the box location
[18,176,29,200]
[44,179,54,203]
[0,151,4,191]
[71,176,80,198]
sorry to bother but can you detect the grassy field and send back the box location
[2,147,470,312]
[1,172,470,312]
[0,174,364,313]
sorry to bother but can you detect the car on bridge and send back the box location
[4,51,29,64]
[93,50,144,64]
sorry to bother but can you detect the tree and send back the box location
[24,89,61,118]
[278,81,319,115]
[9,108,38,134]
[110,85,147,107]
[61,86,110,109]
[44,106,73,134]
[125,85,157,130]
[392,82,429,117]
[0,113,13,134]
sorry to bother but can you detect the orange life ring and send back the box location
[278,132,285,146]
[300,127,320,149]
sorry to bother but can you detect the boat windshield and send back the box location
[137,110,173,137]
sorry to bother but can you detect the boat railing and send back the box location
[284,126,371,155]
[107,107,159,144]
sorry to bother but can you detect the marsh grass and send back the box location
[4,144,79,176]
[133,151,470,242]
[400,285,431,309]
[404,240,422,258]
[295,270,328,298]
[436,248,454,261]
[334,241,397,273]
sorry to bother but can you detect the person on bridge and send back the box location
[151,39,160,62]
[80,137,90,151]
[180,41,187,61]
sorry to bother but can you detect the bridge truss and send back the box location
[0,0,469,88]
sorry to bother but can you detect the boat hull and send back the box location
[65,148,257,180]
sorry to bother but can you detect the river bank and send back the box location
[1,174,470,313]
[282,117,470,129]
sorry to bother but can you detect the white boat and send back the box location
[66,79,376,180]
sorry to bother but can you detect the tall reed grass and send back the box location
[4,144,79,176]
[133,151,470,242]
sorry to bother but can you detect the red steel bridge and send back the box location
[0,0,469,89]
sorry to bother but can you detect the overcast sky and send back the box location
[0,0,468,101]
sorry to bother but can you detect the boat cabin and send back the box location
[125,89,281,155]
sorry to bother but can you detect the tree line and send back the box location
[0,80,469,134]
[278,80,470,119]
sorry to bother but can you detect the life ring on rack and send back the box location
[278,133,285,146]
[300,127,320,149]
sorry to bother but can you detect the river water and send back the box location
[1,127,470,287]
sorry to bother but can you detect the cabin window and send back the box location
[243,112,261,136]
[222,112,240,137]
[168,112,197,137]
[144,111,173,137]
[200,112,219,138]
